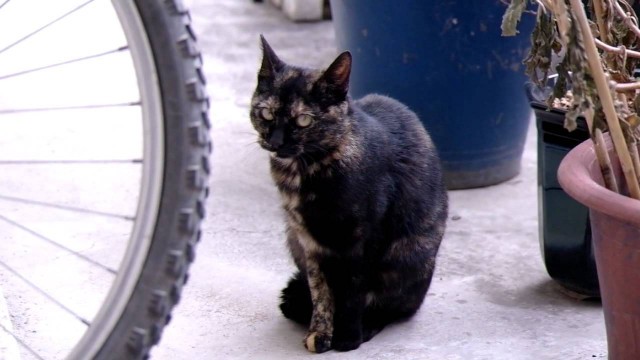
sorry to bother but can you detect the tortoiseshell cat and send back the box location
[250,36,448,353]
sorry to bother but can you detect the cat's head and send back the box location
[250,35,352,159]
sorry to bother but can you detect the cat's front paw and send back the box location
[331,332,362,352]
[304,331,332,353]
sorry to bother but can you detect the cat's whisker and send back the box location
[298,154,311,173]
[305,143,330,155]
[236,141,269,162]
[243,140,261,147]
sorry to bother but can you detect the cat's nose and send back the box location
[268,128,285,149]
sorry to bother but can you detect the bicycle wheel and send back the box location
[0,0,210,359]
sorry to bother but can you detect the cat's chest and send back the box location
[276,171,346,222]
[280,182,366,254]
[270,158,358,245]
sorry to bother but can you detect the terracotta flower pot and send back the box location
[558,136,640,359]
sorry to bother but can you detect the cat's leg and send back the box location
[361,302,418,342]
[303,258,334,353]
[360,255,437,342]
[281,225,313,324]
[320,256,365,352]
[279,270,312,325]
[361,305,388,342]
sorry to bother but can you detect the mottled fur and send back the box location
[250,36,448,353]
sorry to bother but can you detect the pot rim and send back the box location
[558,136,640,227]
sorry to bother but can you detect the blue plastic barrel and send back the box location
[330,0,534,189]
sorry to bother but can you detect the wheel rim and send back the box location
[0,0,165,358]
[67,0,165,358]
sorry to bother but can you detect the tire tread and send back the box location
[93,1,211,358]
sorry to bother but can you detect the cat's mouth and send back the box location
[273,147,299,159]
[260,142,300,158]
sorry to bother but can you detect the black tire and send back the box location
[74,1,211,359]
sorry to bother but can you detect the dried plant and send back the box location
[503,0,640,199]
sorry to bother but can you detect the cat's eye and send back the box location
[261,108,274,121]
[295,114,313,128]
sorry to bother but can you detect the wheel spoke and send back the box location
[0,0,97,55]
[0,193,134,221]
[0,0,11,11]
[0,214,117,275]
[0,101,141,114]
[0,46,129,81]
[0,259,91,326]
[0,322,45,360]
[0,159,142,165]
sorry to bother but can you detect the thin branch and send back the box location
[595,128,620,192]
[612,0,640,39]
[594,39,640,58]
[584,107,596,133]
[617,91,631,113]
[593,0,611,43]
[586,104,620,191]
[631,140,640,185]
[594,40,640,93]
[620,90,640,185]
[553,0,571,46]
[535,0,553,11]
[614,81,640,91]
[570,0,640,199]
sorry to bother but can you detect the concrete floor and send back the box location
[153,1,607,359]
[0,0,608,359]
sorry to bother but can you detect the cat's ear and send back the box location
[315,51,352,101]
[259,35,283,80]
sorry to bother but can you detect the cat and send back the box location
[250,35,448,353]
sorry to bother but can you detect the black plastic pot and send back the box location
[526,83,600,297]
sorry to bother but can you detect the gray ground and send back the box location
[0,0,607,359]
[154,1,606,359]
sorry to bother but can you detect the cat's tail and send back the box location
[279,271,312,325]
